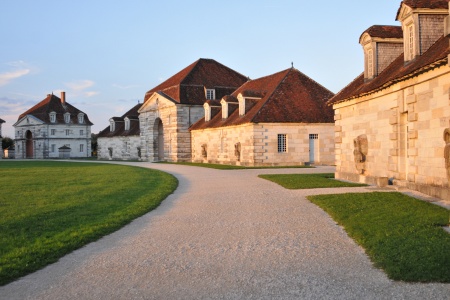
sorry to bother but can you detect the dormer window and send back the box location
[407,25,414,60]
[109,119,115,132]
[238,94,245,116]
[206,89,215,100]
[64,113,70,124]
[204,103,211,122]
[49,112,56,123]
[124,117,130,131]
[367,49,374,79]
[78,113,84,124]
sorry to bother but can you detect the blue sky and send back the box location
[0,0,401,137]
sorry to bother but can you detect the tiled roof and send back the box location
[97,103,141,137]
[190,68,334,130]
[17,94,93,125]
[360,25,403,40]
[396,0,448,20]
[328,35,450,105]
[143,58,248,104]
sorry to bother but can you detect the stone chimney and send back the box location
[360,25,403,80]
[61,91,66,104]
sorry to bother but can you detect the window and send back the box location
[50,112,56,123]
[367,49,373,78]
[51,144,56,152]
[309,134,318,140]
[408,25,414,60]
[78,113,84,124]
[278,134,287,153]
[51,129,56,136]
[206,89,215,100]
[64,113,70,124]
[80,130,84,136]
[110,119,115,132]
[80,144,84,152]
[124,118,130,131]
[66,129,70,136]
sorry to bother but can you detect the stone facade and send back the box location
[138,94,203,162]
[14,93,92,159]
[191,123,335,166]
[97,135,141,160]
[330,1,450,200]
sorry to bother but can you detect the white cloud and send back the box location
[0,69,30,86]
[64,80,95,91]
[84,91,99,97]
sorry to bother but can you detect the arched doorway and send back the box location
[25,130,33,158]
[156,118,164,161]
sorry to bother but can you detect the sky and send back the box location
[0,0,402,138]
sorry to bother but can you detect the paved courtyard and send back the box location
[1,163,449,299]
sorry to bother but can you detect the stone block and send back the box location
[376,177,388,187]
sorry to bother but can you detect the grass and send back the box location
[0,161,178,286]
[158,161,313,170]
[308,192,450,282]
[258,173,367,189]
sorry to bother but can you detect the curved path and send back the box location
[1,163,449,299]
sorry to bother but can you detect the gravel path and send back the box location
[1,163,449,300]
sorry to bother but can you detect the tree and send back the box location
[2,136,13,150]
[91,133,98,156]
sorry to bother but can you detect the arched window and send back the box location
[49,112,56,123]
[109,119,115,132]
[64,113,71,124]
[124,117,130,131]
[78,113,84,124]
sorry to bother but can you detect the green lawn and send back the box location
[0,161,177,286]
[258,173,367,189]
[308,192,450,282]
[159,161,313,170]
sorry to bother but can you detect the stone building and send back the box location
[190,67,335,166]
[14,92,93,159]
[97,103,141,160]
[137,58,248,162]
[328,0,450,199]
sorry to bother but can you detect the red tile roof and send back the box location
[328,35,450,105]
[360,25,403,40]
[396,0,448,20]
[143,58,248,104]
[190,68,334,130]
[97,103,141,137]
[17,94,93,125]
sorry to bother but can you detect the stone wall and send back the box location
[191,123,335,166]
[334,65,450,199]
[98,135,141,160]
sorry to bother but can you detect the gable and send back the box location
[138,92,177,113]
[13,115,45,127]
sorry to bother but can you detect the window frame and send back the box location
[206,89,215,100]
[277,134,287,153]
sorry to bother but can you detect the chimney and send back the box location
[61,91,66,104]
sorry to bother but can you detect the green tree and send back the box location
[2,136,13,150]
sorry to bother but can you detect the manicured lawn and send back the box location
[159,161,313,170]
[0,161,177,286]
[308,192,450,282]
[258,173,367,189]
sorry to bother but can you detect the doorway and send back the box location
[156,119,164,161]
[26,130,33,158]
[309,134,319,163]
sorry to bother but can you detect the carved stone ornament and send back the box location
[353,134,368,174]
[201,144,207,158]
[234,142,241,161]
[443,128,450,182]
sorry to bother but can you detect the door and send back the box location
[157,119,164,161]
[309,134,319,163]
[26,130,33,158]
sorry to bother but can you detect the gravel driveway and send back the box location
[1,163,449,300]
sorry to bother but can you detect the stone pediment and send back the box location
[13,115,45,127]
[138,92,177,113]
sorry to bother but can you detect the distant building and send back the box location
[97,104,141,160]
[0,118,4,159]
[190,67,335,166]
[14,92,93,159]
[328,0,450,199]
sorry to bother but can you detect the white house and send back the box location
[14,92,93,159]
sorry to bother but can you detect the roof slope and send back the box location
[328,35,450,105]
[396,0,448,19]
[17,94,93,125]
[190,68,334,130]
[143,58,248,104]
[360,25,403,40]
[0,118,5,123]
[97,103,141,137]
